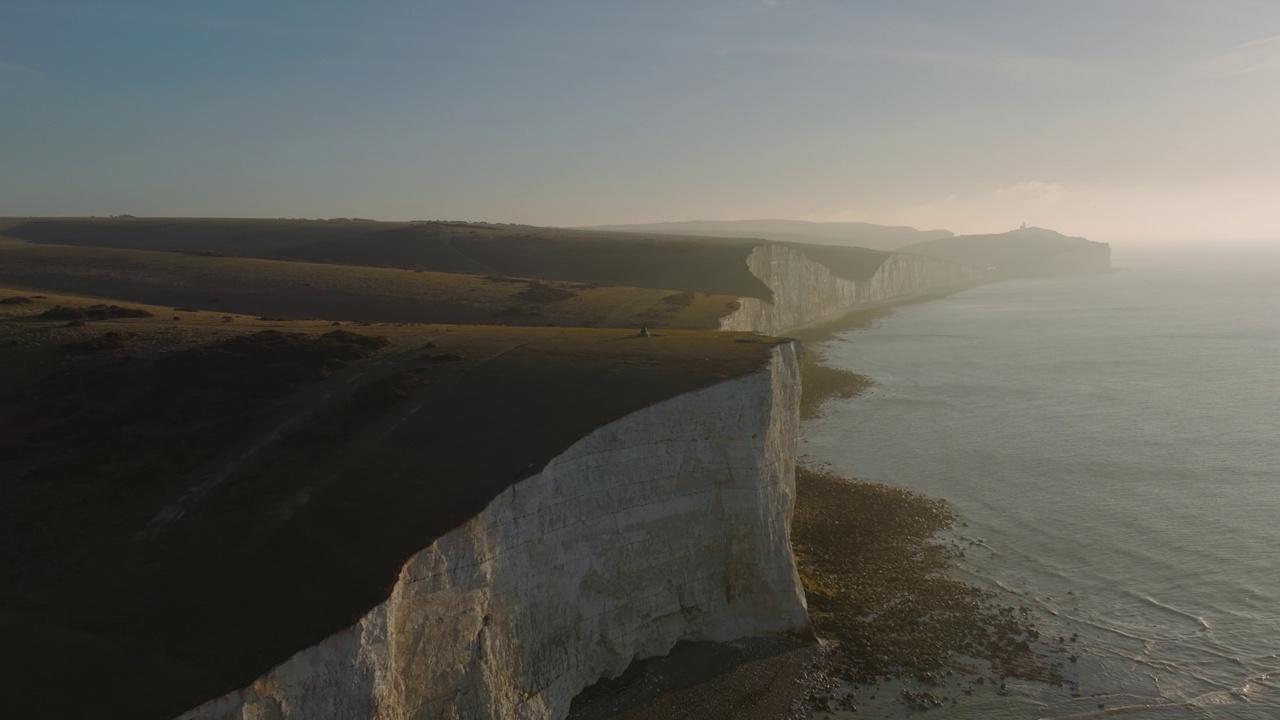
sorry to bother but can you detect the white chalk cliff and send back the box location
[173,243,979,719]
[179,342,808,720]
[718,245,983,335]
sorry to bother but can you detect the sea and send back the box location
[801,244,1280,719]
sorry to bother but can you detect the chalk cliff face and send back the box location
[718,245,982,335]
[179,342,808,720]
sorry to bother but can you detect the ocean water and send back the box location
[802,245,1280,719]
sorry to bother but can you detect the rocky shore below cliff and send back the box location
[566,463,1076,719]
[568,637,819,720]
[792,465,1075,716]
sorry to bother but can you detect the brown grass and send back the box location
[41,304,154,321]
[60,330,136,354]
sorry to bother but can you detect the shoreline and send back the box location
[570,288,1075,719]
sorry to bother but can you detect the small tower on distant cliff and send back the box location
[1020,222,1027,230]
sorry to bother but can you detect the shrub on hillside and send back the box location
[339,370,422,416]
[154,329,390,396]
[513,281,577,303]
[61,331,136,354]
[660,291,696,307]
[41,304,153,320]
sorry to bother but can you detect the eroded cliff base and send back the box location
[793,466,1079,714]
[566,464,1082,719]
[569,637,819,720]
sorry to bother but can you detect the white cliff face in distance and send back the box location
[180,342,808,720]
[719,245,983,335]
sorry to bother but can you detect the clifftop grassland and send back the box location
[0,217,775,299]
[0,234,741,331]
[0,216,899,314]
[0,288,786,720]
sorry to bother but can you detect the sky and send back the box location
[2,0,1279,243]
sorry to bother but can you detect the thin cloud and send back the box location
[1194,34,1280,78]
[993,181,1067,204]
[718,43,1132,83]
[12,3,371,45]
[0,60,42,82]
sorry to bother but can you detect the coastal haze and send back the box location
[2,1,1278,720]
[806,245,1280,717]
[5,2,1280,243]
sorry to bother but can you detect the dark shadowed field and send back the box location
[0,288,786,720]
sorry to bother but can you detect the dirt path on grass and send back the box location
[138,336,449,539]
[600,289,676,327]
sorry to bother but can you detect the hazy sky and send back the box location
[3,1,1279,242]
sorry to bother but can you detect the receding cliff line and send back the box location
[718,245,983,335]
[179,342,808,720]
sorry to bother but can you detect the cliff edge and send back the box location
[0,305,808,720]
[179,341,808,720]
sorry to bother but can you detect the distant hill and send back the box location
[0,217,774,299]
[579,219,954,251]
[899,227,1111,278]
[0,217,895,301]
